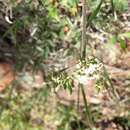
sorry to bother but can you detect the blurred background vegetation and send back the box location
[0,0,130,130]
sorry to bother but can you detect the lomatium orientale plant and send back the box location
[51,57,104,93]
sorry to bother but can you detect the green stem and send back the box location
[77,84,80,112]
[80,84,93,128]
[103,67,120,101]
[111,0,115,16]
[80,0,87,60]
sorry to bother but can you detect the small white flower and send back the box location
[72,59,103,85]
[84,64,97,75]
[75,75,88,85]
[75,74,95,85]
[75,63,81,69]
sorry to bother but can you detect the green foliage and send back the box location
[2,0,63,70]
[7,0,128,71]
[119,39,126,49]
[67,0,78,6]
[112,0,128,12]
[119,32,130,39]
[88,0,103,25]
[51,71,73,94]
[56,104,85,130]
[110,32,130,49]
[0,85,50,129]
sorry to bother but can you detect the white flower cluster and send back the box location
[73,59,103,85]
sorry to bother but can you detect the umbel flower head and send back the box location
[50,57,104,93]
[73,58,103,85]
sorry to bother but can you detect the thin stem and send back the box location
[103,67,120,101]
[111,0,115,16]
[77,84,80,112]
[79,0,93,128]
[80,0,87,60]
[80,84,93,128]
